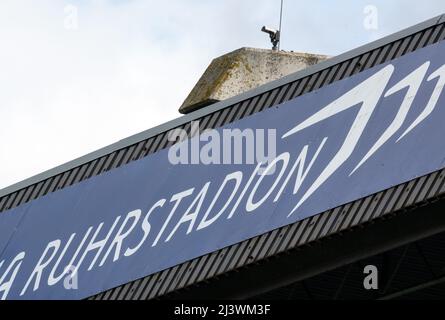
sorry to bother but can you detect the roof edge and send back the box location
[1,14,444,199]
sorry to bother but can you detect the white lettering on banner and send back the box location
[0,252,25,300]
[48,228,93,286]
[83,216,121,271]
[197,171,243,230]
[4,57,445,299]
[21,241,61,296]
[47,233,77,286]
[124,199,166,257]
[246,152,290,212]
[226,162,264,220]
[151,188,194,247]
[273,137,328,203]
[166,182,210,242]
[99,209,142,266]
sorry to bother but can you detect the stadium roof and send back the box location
[2,14,445,300]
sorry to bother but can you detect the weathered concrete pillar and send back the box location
[179,47,329,114]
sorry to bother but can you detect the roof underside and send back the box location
[253,230,445,300]
[160,192,445,300]
[2,15,445,300]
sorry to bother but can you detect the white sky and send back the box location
[1,0,445,189]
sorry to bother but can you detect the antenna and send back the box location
[261,0,284,51]
[278,0,283,50]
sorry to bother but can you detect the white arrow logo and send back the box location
[283,61,445,216]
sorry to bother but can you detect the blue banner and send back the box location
[1,40,445,299]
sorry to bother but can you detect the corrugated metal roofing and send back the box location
[1,14,445,300]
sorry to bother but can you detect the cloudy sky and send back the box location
[1,0,444,189]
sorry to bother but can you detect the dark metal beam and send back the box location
[381,245,409,295]
[415,242,438,279]
[379,274,445,300]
